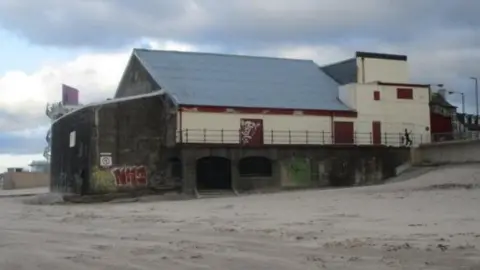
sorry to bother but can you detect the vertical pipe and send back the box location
[475,78,479,119]
[361,57,366,83]
[178,107,183,143]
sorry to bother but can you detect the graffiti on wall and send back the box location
[91,166,116,193]
[282,157,311,187]
[111,166,148,187]
[90,165,149,193]
[240,118,264,145]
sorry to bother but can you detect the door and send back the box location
[372,121,381,145]
[240,119,264,146]
[334,121,354,144]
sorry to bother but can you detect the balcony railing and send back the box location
[431,131,480,143]
[176,129,431,147]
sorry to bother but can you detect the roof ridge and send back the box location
[133,48,314,63]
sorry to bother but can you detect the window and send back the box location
[373,91,380,100]
[397,88,413,99]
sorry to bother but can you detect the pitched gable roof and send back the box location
[133,49,352,112]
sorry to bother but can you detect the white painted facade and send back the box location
[357,57,409,83]
[338,83,431,145]
[179,111,335,145]
[177,54,431,146]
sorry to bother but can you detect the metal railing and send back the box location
[431,131,480,143]
[177,129,430,147]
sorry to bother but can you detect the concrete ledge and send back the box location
[413,139,480,165]
[418,139,480,148]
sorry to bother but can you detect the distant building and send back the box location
[429,90,480,142]
[44,84,83,162]
[0,167,49,190]
[429,91,457,141]
[28,160,50,173]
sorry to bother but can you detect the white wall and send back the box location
[347,83,431,145]
[179,85,430,147]
[179,111,336,144]
[357,57,409,83]
[338,84,357,110]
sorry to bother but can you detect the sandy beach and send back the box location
[0,164,479,269]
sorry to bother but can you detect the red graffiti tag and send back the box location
[111,166,147,187]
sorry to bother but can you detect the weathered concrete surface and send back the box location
[0,164,479,269]
[2,172,49,190]
[181,145,410,195]
[50,94,179,195]
[413,140,480,165]
[0,187,48,198]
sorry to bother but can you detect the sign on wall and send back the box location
[69,131,76,148]
[99,152,113,168]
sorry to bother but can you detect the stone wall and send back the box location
[89,95,178,194]
[180,145,410,195]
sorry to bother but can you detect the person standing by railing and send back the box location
[404,129,413,146]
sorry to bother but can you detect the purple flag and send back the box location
[62,84,79,105]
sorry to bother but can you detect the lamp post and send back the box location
[448,90,465,115]
[470,77,478,118]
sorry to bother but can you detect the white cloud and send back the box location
[0,39,203,165]
[0,153,45,173]
[0,39,204,132]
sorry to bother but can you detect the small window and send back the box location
[373,91,380,100]
[397,88,413,99]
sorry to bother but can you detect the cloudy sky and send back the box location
[0,0,479,171]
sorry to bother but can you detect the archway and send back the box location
[238,156,272,177]
[196,156,232,190]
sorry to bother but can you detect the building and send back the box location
[429,91,457,141]
[44,84,82,162]
[0,167,49,190]
[50,49,428,196]
[429,90,480,141]
[28,160,50,173]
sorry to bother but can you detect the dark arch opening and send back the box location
[238,156,273,177]
[196,156,232,190]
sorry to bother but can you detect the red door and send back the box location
[372,121,381,145]
[334,121,354,144]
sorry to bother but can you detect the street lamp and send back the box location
[447,90,465,114]
[470,77,478,118]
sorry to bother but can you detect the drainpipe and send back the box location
[361,57,366,83]
[94,106,100,164]
[179,107,183,143]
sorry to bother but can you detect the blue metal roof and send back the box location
[321,58,357,85]
[133,49,352,111]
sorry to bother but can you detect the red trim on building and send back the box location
[179,105,357,117]
[397,88,413,99]
[378,82,430,88]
